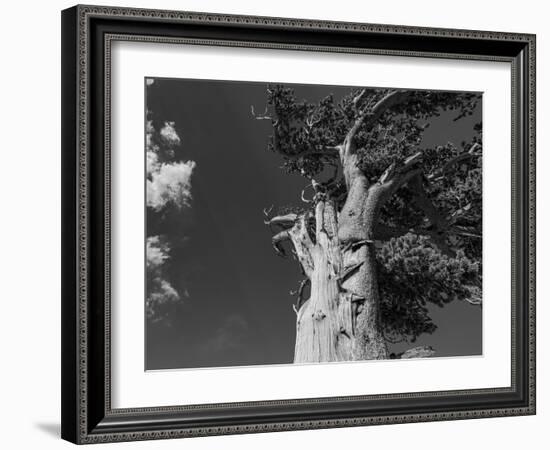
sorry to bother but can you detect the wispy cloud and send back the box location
[146,236,185,322]
[146,149,160,175]
[147,160,196,211]
[146,120,196,212]
[159,121,181,147]
[146,115,196,323]
[146,235,170,269]
[198,314,249,354]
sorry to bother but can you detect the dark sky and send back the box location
[145,78,482,370]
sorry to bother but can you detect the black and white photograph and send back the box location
[145,78,483,370]
[0,0,544,447]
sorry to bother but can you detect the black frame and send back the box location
[61,4,536,444]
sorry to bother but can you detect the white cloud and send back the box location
[146,236,170,269]
[146,235,185,322]
[146,119,196,211]
[147,279,180,318]
[146,120,180,159]
[147,160,196,211]
[146,150,159,176]
[145,120,156,148]
[145,116,195,323]
[160,121,181,147]
[146,78,155,86]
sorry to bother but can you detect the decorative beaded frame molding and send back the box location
[61,4,536,445]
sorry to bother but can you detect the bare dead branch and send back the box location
[274,213,314,276]
[464,297,482,306]
[301,186,314,203]
[448,203,475,224]
[378,151,424,187]
[452,229,482,239]
[427,142,482,181]
[462,285,482,307]
[468,142,481,154]
[367,90,410,126]
[265,213,298,227]
[378,162,397,185]
[290,278,310,312]
[304,111,323,131]
[262,205,274,223]
[272,230,291,257]
[402,151,423,171]
[250,104,273,121]
[351,89,368,109]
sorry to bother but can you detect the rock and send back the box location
[400,346,435,359]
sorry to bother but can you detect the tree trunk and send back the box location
[294,246,351,362]
[341,183,389,361]
[293,179,388,363]
[294,198,351,362]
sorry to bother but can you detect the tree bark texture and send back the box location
[291,150,390,363]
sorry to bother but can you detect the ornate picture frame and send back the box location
[61,5,535,444]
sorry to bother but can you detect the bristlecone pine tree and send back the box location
[255,86,482,364]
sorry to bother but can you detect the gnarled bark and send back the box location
[290,161,393,362]
[293,198,351,362]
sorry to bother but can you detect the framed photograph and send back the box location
[61,5,536,444]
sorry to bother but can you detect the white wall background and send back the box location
[0,0,545,448]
